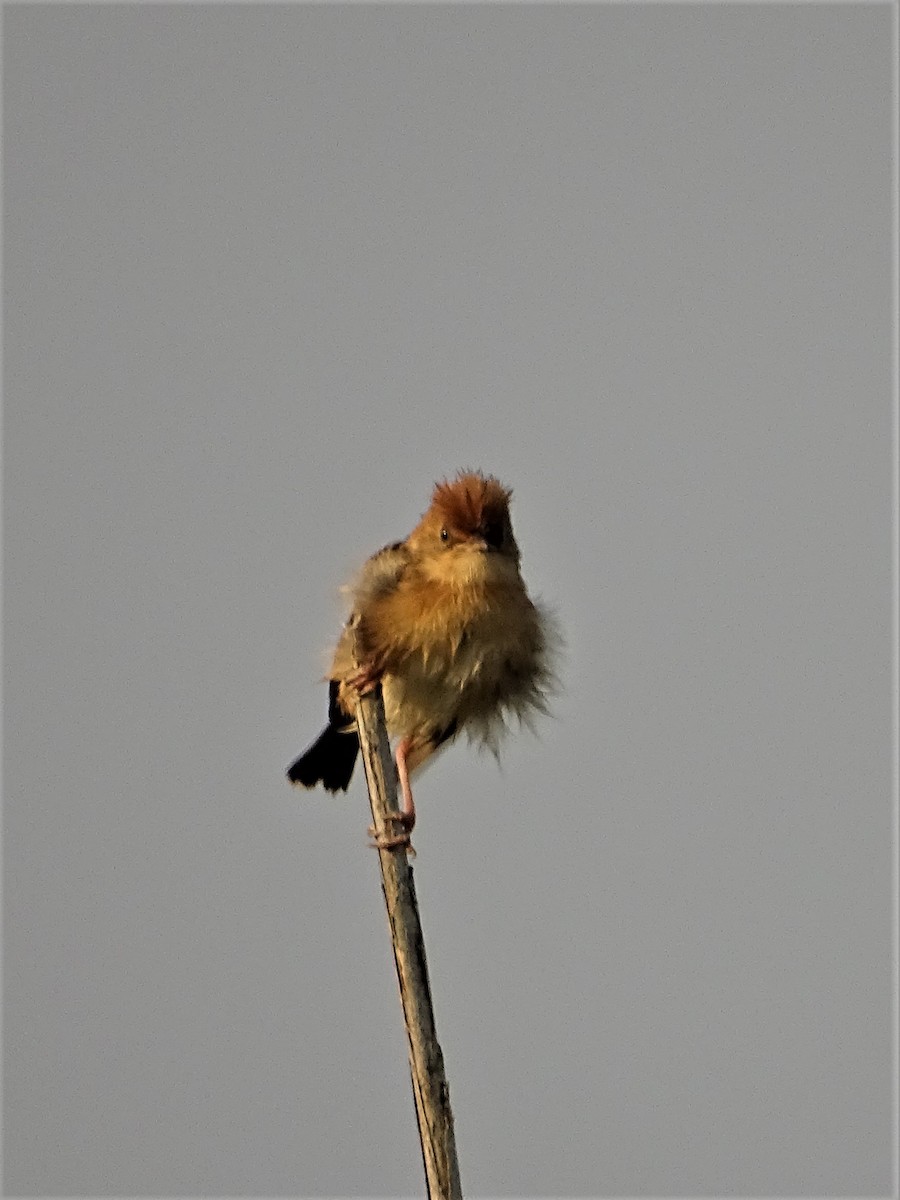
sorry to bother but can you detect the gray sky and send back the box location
[3,4,895,1197]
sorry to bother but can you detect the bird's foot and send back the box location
[345,663,382,697]
[367,812,416,856]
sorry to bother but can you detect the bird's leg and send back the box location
[394,736,416,831]
[368,736,416,853]
[345,661,382,697]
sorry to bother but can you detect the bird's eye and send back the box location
[440,528,450,543]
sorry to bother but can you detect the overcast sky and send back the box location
[3,4,895,1197]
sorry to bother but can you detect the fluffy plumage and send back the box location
[287,471,557,837]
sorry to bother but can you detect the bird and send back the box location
[286,470,557,848]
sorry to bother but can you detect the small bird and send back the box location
[287,470,557,847]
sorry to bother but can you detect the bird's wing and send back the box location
[349,540,412,609]
[331,540,413,678]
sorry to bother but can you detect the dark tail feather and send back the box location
[287,725,360,793]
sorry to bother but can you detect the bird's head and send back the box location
[410,470,521,586]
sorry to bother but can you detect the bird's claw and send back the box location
[367,813,416,856]
[345,664,382,696]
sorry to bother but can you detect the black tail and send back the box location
[287,724,360,793]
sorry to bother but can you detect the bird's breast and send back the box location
[380,585,542,739]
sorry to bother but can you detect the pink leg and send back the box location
[367,737,416,853]
[345,662,382,696]
[395,737,416,831]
